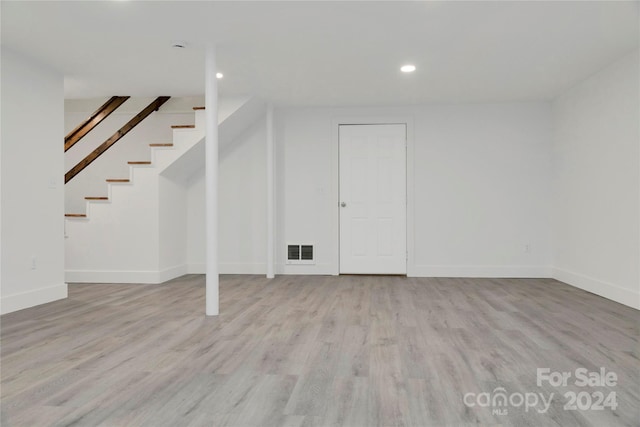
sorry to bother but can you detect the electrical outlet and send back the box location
[31,257,37,270]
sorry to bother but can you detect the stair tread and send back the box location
[85,197,108,200]
[65,213,87,218]
[106,179,130,183]
[149,143,173,147]
[171,125,195,129]
[128,161,152,165]
[193,106,205,110]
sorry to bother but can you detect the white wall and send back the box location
[187,119,267,274]
[1,48,66,314]
[159,175,187,280]
[186,173,205,272]
[552,51,640,309]
[413,104,552,276]
[274,103,553,276]
[187,103,553,277]
[273,109,334,274]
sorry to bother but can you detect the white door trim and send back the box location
[330,115,415,276]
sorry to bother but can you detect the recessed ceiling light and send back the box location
[171,41,187,49]
[216,73,223,79]
[401,64,416,73]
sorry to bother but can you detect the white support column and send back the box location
[205,45,219,316]
[266,103,275,279]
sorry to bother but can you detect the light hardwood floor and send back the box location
[1,275,638,427]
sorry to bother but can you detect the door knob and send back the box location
[340,202,347,207]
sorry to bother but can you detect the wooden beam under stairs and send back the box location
[65,96,130,152]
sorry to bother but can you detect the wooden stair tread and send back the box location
[106,179,130,183]
[171,125,195,129]
[149,143,173,147]
[128,161,152,165]
[193,106,205,110]
[65,214,87,218]
[85,197,108,200]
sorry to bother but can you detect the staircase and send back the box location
[65,97,265,284]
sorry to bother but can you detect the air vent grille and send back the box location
[288,245,300,261]
[286,244,315,265]
[301,245,313,260]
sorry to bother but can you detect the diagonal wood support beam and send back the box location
[65,96,170,184]
[64,96,130,152]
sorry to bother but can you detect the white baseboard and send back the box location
[1,283,67,315]
[190,263,335,276]
[220,263,266,274]
[553,267,640,310]
[158,265,188,283]
[277,263,335,276]
[187,263,266,275]
[65,265,188,284]
[66,270,160,284]
[410,265,553,278]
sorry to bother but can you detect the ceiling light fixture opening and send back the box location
[401,64,416,73]
[171,41,187,49]
[216,73,223,79]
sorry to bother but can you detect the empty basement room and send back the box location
[1,1,639,427]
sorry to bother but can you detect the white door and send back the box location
[339,124,406,274]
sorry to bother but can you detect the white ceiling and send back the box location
[2,1,638,106]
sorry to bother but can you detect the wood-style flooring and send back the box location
[1,275,639,427]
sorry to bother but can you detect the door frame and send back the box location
[330,115,415,276]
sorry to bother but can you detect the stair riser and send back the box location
[155,131,204,170]
[195,110,206,131]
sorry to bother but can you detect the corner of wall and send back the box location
[553,268,640,310]
[550,50,639,311]
[65,266,188,284]
[2,47,66,315]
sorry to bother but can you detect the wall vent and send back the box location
[288,245,300,261]
[287,244,315,265]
